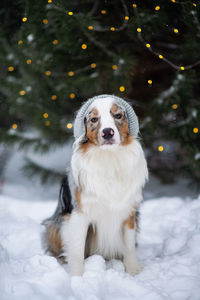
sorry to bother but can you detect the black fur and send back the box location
[59,176,73,214]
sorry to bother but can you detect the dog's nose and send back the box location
[101,128,115,139]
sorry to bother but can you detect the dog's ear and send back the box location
[80,116,89,144]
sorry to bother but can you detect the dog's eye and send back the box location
[91,117,98,123]
[114,113,122,119]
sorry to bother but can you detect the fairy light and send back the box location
[22,17,27,22]
[68,71,74,77]
[119,86,125,92]
[158,146,164,152]
[193,128,199,133]
[69,93,75,99]
[81,44,87,50]
[43,19,48,24]
[48,0,52,3]
[52,40,58,45]
[19,90,26,96]
[112,65,118,70]
[132,4,137,8]
[171,0,176,2]
[68,11,73,15]
[148,79,152,85]
[12,124,18,130]
[66,123,73,129]
[125,16,129,20]
[172,104,178,109]
[174,28,179,33]
[45,70,51,76]
[193,3,197,7]
[146,43,151,48]
[18,40,23,45]
[101,10,107,14]
[51,95,57,100]
[91,63,96,68]
[137,27,142,32]
[155,6,160,11]
[180,66,185,71]
[88,26,93,30]
[45,120,50,126]
[26,59,32,64]
[8,66,14,72]
[159,54,163,59]
[110,27,115,31]
[43,113,48,119]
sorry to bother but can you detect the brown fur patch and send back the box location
[75,188,82,210]
[123,212,135,229]
[46,225,62,256]
[111,103,133,146]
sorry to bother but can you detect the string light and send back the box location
[8,66,14,72]
[69,93,75,99]
[125,16,129,20]
[110,27,115,31]
[19,90,26,96]
[137,28,142,32]
[45,70,51,76]
[159,54,163,59]
[146,43,151,48]
[43,19,48,24]
[171,0,176,2]
[180,66,185,70]
[66,123,73,129]
[174,28,179,33]
[148,79,152,85]
[119,86,125,92]
[51,95,57,100]
[68,71,74,77]
[48,0,52,3]
[18,40,23,45]
[155,6,160,11]
[52,40,58,45]
[193,128,199,133]
[43,113,48,118]
[193,3,197,7]
[132,4,137,8]
[22,17,27,22]
[68,11,73,15]
[101,10,107,14]
[88,26,93,30]
[81,44,87,50]
[26,59,32,64]
[172,104,178,109]
[158,146,164,152]
[91,63,96,68]
[112,65,118,70]
[12,124,18,130]
[45,120,51,126]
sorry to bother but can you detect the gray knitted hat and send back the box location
[73,94,139,141]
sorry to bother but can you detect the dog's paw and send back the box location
[124,260,143,275]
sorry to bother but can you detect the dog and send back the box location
[43,94,148,276]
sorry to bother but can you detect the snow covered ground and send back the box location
[0,146,200,300]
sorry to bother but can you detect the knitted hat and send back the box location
[73,94,139,141]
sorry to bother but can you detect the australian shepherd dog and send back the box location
[43,94,148,276]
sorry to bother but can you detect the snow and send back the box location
[0,147,200,300]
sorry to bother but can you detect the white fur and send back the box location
[61,98,148,276]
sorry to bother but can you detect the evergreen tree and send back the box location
[0,0,199,184]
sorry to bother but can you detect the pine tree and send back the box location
[0,0,199,184]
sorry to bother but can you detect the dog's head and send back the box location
[74,95,139,148]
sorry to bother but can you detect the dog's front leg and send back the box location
[62,212,89,276]
[123,215,142,275]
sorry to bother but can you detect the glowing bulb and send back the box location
[66,123,73,129]
[146,43,151,48]
[68,71,74,77]
[69,93,75,99]
[68,11,73,15]
[159,54,163,59]
[101,10,107,14]
[26,59,32,64]
[112,65,118,70]
[18,40,23,45]
[88,26,93,30]
[19,90,26,96]
[119,86,125,92]
[148,80,152,85]
[45,70,51,76]
[158,146,164,152]
[155,6,160,11]
[12,124,18,130]
[8,66,14,72]
[22,17,27,22]
[137,28,141,32]
[171,0,176,2]
[132,4,137,8]
[51,95,57,100]
[91,63,96,68]
[193,3,197,7]
[125,16,129,20]
[43,113,48,119]
[193,128,199,133]
[81,44,87,50]
[43,19,48,24]
[110,27,115,31]
[45,120,51,126]
[174,28,179,33]
[180,66,185,70]
[48,0,52,3]
[52,40,58,45]
[172,104,178,109]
